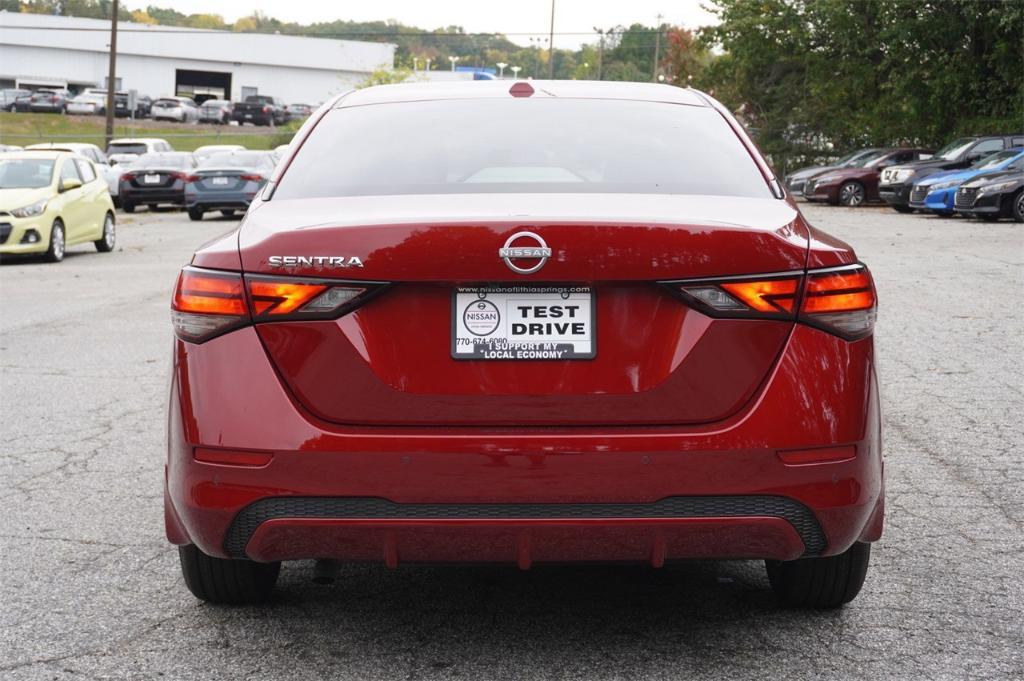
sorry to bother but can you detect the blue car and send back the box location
[909,147,1024,215]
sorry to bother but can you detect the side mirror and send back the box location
[59,178,83,192]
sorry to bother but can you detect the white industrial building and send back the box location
[0,11,395,105]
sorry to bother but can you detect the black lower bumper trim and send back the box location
[224,495,828,559]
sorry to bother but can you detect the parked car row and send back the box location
[4,87,315,127]
[786,133,1024,222]
[2,87,153,117]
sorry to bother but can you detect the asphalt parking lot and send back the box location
[1,205,1021,680]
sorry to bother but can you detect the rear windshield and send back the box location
[107,143,147,155]
[274,99,772,199]
[0,159,55,189]
[133,153,194,169]
[198,152,274,168]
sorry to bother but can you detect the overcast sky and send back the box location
[157,0,719,48]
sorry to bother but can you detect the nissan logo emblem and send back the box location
[498,231,552,274]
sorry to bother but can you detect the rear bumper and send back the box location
[185,191,256,211]
[121,188,185,205]
[166,323,884,565]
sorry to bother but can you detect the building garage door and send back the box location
[175,69,232,104]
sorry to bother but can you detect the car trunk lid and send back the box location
[237,193,808,427]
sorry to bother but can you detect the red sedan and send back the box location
[166,81,883,608]
[804,148,933,206]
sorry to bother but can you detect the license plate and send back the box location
[452,286,595,360]
[244,113,253,118]
[211,176,229,186]
[143,174,160,184]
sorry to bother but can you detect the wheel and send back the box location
[45,219,66,263]
[1013,190,1024,223]
[838,181,866,207]
[94,212,116,252]
[220,209,237,218]
[766,541,871,609]
[892,204,914,213]
[178,544,280,605]
[188,207,204,221]
[122,203,135,214]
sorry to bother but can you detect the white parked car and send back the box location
[66,93,108,116]
[193,144,246,161]
[106,138,173,161]
[151,96,199,123]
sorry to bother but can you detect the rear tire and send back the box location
[188,207,204,221]
[121,202,135,214]
[892,204,914,213]
[766,541,870,609]
[94,212,115,252]
[178,544,280,605]
[1013,190,1023,223]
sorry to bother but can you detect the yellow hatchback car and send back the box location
[0,151,116,262]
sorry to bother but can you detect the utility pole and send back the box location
[547,0,556,79]
[652,13,663,82]
[594,28,604,81]
[104,0,118,148]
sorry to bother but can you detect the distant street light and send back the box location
[510,66,522,80]
[425,58,432,71]
[496,62,508,79]
[413,57,419,72]
[448,55,460,72]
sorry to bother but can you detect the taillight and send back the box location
[172,268,248,342]
[246,275,370,320]
[799,265,876,340]
[676,273,801,319]
[666,263,876,340]
[170,171,192,181]
[262,105,270,113]
[239,173,263,181]
[171,267,380,343]
[121,172,135,181]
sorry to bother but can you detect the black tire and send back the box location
[94,212,116,252]
[220,209,237,218]
[122,203,135,214]
[1013,189,1024,223]
[838,181,866,207]
[891,204,914,213]
[178,544,280,605]
[766,541,870,609]
[188,207,204,221]
[45,219,66,263]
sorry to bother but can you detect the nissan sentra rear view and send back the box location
[165,81,883,609]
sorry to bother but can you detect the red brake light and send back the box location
[171,268,380,343]
[239,173,263,181]
[246,275,369,319]
[720,278,799,313]
[799,265,876,340]
[262,105,270,113]
[667,263,876,340]
[121,172,135,181]
[171,268,248,342]
[676,275,801,319]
